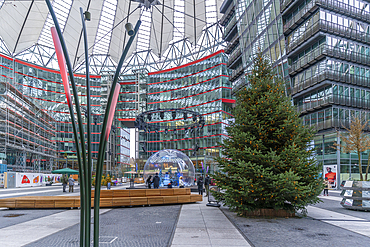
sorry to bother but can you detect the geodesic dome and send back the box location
[143,149,195,187]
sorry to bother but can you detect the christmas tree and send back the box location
[213,53,323,214]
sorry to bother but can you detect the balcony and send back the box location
[227,48,242,69]
[284,0,370,35]
[305,119,370,132]
[225,35,240,55]
[291,71,370,95]
[289,44,370,75]
[283,0,318,35]
[219,4,235,26]
[224,15,237,38]
[232,76,246,95]
[229,64,244,82]
[286,20,370,54]
[281,0,295,13]
[297,95,370,114]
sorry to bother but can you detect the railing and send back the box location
[280,0,295,12]
[304,119,370,131]
[284,0,370,35]
[297,95,370,114]
[224,15,237,37]
[227,48,242,67]
[289,44,370,75]
[291,71,370,95]
[229,64,244,82]
[219,4,235,26]
[287,20,370,54]
[232,76,246,95]
[283,0,318,34]
[225,35,240,55]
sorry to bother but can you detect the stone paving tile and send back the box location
[25,205,181,247]
[0,209,65,229]
[221,205,370,247]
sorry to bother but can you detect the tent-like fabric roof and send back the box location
[0,0,224,71]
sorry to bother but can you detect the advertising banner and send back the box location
[15,173,62,187]
[324,165,337,189]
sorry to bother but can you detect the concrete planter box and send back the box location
[340,180,370,211]
[242,209,295,217]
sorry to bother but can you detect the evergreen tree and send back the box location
[213,53,323,214]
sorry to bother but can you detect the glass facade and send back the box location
[221,0,370,185]
[0,53,130,176]
[136,51,234,174]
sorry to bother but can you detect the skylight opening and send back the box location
[93,0,118,55]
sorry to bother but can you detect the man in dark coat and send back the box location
[153,173,160,189]
[197,176,204,195]
[62,174,68,192]
[204,174,210,197]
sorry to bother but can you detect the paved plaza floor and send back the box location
[0,186,370,246]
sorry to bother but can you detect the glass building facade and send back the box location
[221,0,370,186]
[118,51,234,174]
[0,53,130,176]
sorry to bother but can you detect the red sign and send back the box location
[22,175,30,184]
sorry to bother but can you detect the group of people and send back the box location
[61,174,75,193]
[146,173,185,189]
[197,174,210,196]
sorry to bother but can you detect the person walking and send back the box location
[62,174,68,192]
[323,177,329,196]
[68,175,75,193]
[204,174,210,197]
[146,175,152,189]
[179,176,184,188]
[197,176,204,195]
[153,173,160,189]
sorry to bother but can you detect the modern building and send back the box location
[0,53,130,176]
[118,51,234,175]
[221,0,370,186]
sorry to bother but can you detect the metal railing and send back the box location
[227,48,242,67]
[289,44,370,75]
[281,0,295,12]
[284,0,370,34]
[287,20,370,54]
[291,71,370,95]
[220,4,235,26]
[224,15,237,38]
[297,95,370,113]
[304,119,370,131]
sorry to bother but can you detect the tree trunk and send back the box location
[358,153,363,181]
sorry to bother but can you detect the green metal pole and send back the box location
[80,7,92,247]
[93,20,141,247]
[45,1,88,246]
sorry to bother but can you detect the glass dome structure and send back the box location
[143,149,195,187]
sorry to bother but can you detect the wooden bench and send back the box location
[0,188,202,209]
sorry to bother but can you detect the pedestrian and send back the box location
[153,173,160,189]
[146,175,152,189]
[323,177,329,196]
[62,174,68,192]
[68,175,75,193]
[167,181,173,188]
[204,174,210,197]
[179,176,184,188]
[197,176,203,195]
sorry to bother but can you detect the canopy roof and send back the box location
[0,0,224,73]
[52,168,79,174]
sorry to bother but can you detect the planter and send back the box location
[241,209,295,217]
[340,180,370,211]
